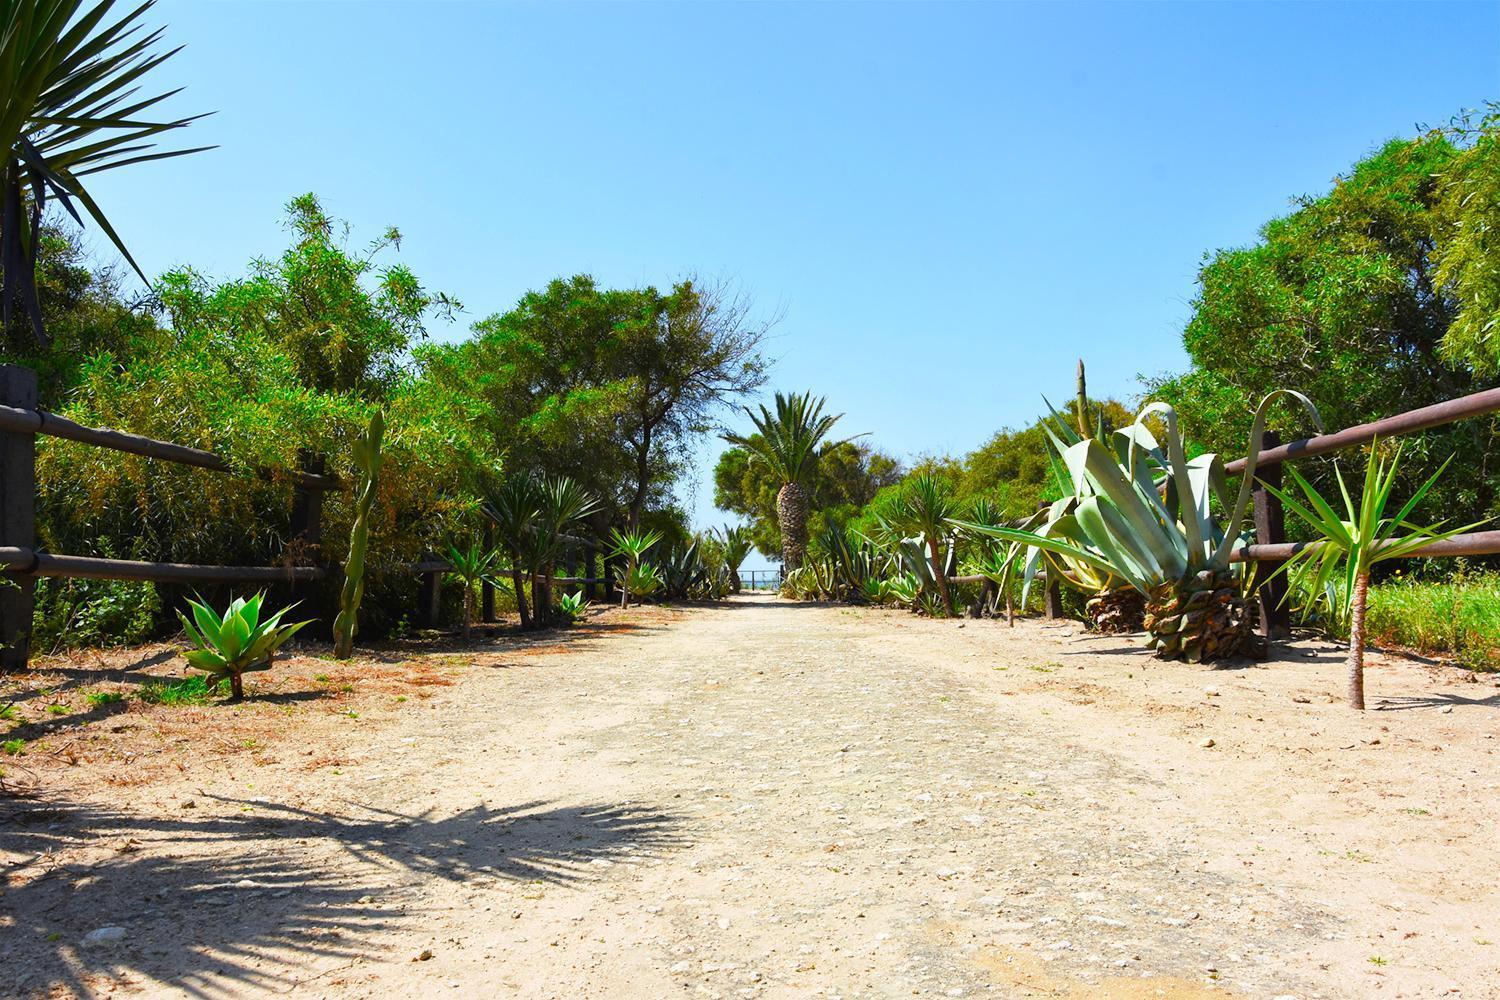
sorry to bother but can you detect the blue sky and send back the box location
[85,1,1498,568]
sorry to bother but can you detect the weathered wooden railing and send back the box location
[1230,385,1500,639]
[0,365,337,670]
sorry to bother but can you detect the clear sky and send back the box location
[85,1,1499,569]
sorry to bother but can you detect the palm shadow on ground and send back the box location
[1,796,681,998]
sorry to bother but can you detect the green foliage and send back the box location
[334,409,384,658]
[1147,128,1500,532]
[137,674,225,706]
[177,593,312,701]
[32,574,158,651]
[557,590,589,621]
[724,392,857,489]
[85,690,124,708]
[443,539,502,640]
[2,738,25,755]
[1366,571,1500,671]
[620,562,663,600]
[1,0,208,344]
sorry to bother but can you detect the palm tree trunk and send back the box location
[510,564,531,629]
[927,536,954,616]
[462,588,473,644]
[777,482,809,572]
[1347,569,1370,710]
[229,672,244,701]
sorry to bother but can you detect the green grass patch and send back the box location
[2,738,25,755]
[85,691,126,708]
[0,703,17,721]
[45,704,68,716]
[1366,572,1500,670]
[138,675,227,706]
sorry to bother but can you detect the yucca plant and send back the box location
[176,593,311,701]
[444,541,502,643]
[714,524,752,594]
[724,392,858,573]
[956,391,1322,662]
[333,409,383,659]
[890,474,959,615]
[3,0,211,344]
[1259,441,1484,709]
[527,476,599,623]
[482,472,543,629]
[608,527,663,608]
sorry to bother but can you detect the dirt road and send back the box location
[5,595,1497,998]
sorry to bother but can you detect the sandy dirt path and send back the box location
[5,594,1497,999]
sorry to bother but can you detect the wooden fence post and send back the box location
[417,557,441,629]
[1252,430,1291,640]
[481,524,496,623]
[0,366,36,671]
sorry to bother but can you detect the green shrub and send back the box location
[1365,571,1500,670]
[32,576,159,651]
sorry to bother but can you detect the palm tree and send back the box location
[528,476,598,623]
[724,392,856,573]
[482,473,543,629]
[892,474,959,616]
[713,524,752,594]
[444,541,502,644]
[3,0,211,344]
[1260,441,1483,709]
[608,527,662,608]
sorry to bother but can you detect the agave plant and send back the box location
[1259,441,1484,709]
[557,589,589,621]
[608,527,663,608]
[956,391,1322,662]
[889,475,960,615]
[3,0,211,344]
[620,561,663,601]
[723,392,858,572]
[444,540,502,643]
[177,593,311,701]
[655,541,709,601]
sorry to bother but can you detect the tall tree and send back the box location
[723,392,858,571]
[1147,132,1500,529]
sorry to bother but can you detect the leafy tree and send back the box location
[422,275,767,533]
[1147,132,1500,531]
[723,392,857,571]
[1432,103,1500,377]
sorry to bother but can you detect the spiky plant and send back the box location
[528,476,599,623]
[723,392,857,574]
[482,472,543,629]
[713,524,752,594]
[955,392,1322,663]
[890,474,959,615]
[3,0,211,344]
[177,593,310,701]
[333,410,383,659]
[444,540,501,644]
[1259,441,1483,709]
[608,527,663,608]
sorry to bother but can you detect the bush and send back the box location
[1365,570,1500,671]
[32,576,159,651]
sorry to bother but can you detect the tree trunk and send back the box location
[1347,569,1370,710]
[730,568,741,595]
[462,588,473,644]
[777,481,809,572]
[530,573,545,628]
[510,564,531,629]
[927,535,954,616]
[229,672,244,701]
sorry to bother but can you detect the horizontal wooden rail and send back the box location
[1231,529,1500,563]
[0,547,325,583]
[1225,386,1500,474]
[0,404,342,491]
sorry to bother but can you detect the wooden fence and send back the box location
[0,364,337,670]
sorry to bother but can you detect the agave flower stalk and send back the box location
[177,593,311,701]
[333,410,383,659]
[1259,441,1484,709]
